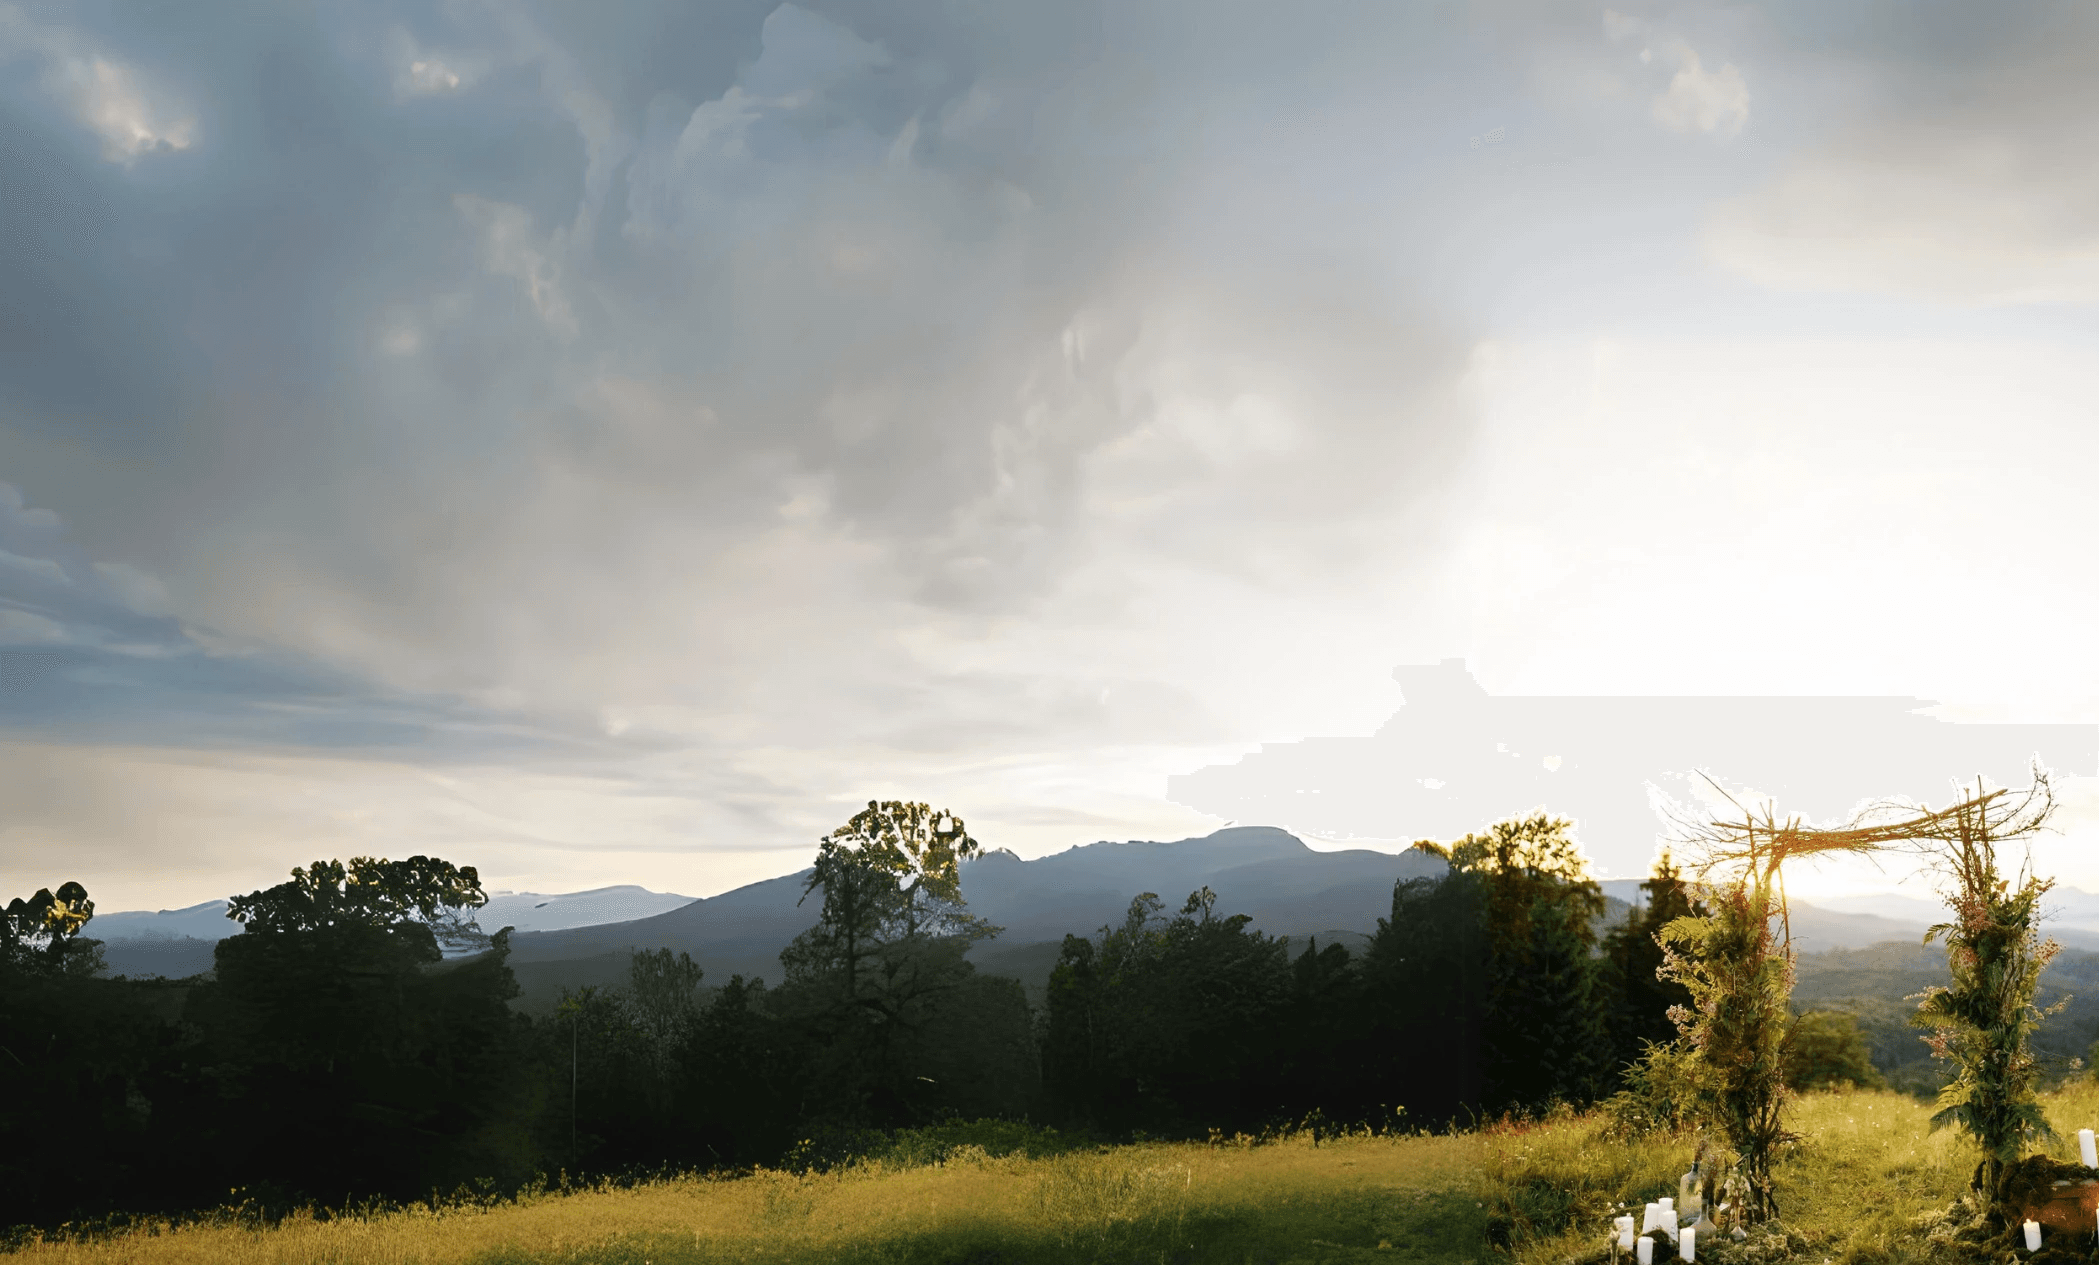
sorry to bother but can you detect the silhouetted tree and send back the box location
[775,802,1014,1128]
[3,880,105,977]
[1600,851,1705,1080]
[0,881,179,1226]
[1045,887,1292,1136]
[1451,814,1612,1112]
[1269,936,1375,1125]
[186,855,533,1205]
[1362,866,1487,1126]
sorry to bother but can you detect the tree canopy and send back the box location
[226,854,490,946]
[3,880,102,976]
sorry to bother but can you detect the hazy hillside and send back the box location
[1793,941,2099,1092]
[91,830,2099,1027]
[501,827,1449,1010]
[93,885,696,981]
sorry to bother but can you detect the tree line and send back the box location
[0,803,1870,1230]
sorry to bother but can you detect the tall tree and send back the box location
[1044,887,1292,1136]
[776,801,1008,1127]
[1447,813,1612,1112]
[192,854,530,1204]
[1361,865,1488,1126]
[1599,851,1706,1080]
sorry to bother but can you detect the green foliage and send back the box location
[1045,888,1294,1135]
[1657,865,1796,1222]
[1447,813,1612,1112]
[1785,1009,1888,1092]
[555,948,709,1152]
[1910,799,2063,1197]
[3,880,104,977]
[1362,869,1487,1125]
[181,854,535,1207]
[226,855,490,950]
[624,948,706,1075]
[799,801,988,941]
[1600,1038,1706,1138]
[776,802,1029,1130]
[784,1117,1084,1173]
[784,801,996,998]
[1599,852,1706,1079]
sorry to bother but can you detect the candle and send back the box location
[1642,1203,1660,1234]
[1637,1237,1655,1265]
[1660,1197,1675,1213]
[2023,1219,2041,1251]
[2082,1128,2097,1169]
[1617,1215,1636,1254]
[1680,1226,1695,1261]
[1660,1208,1679,1242]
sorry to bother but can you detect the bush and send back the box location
[1786,1010,1888,1092]
[1601,1039,1704,1139]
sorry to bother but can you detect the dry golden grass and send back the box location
[9,1132,1484,1265]
[43,1084,2099,1263]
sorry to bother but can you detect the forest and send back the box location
[0,803,1893,1235]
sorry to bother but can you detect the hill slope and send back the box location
[501,827,1449,1009]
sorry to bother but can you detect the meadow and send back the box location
[23,1083,2099,1265]
[1,1124,1483,1265]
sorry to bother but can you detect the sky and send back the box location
[3,0,2098,913]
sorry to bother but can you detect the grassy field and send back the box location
[23,1082,2099,1264]
[5,1128,1483,1265]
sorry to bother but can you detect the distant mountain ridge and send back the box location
[91,884,696,980]
[494,826,1451,1008]
[87,829,2099,998]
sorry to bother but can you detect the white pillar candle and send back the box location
[2023,1219,2041,1251]
[2081,1128,2096,1169]
[1680,1226,1696,1261]
[1661,1208,1679,1242]
[1660,1197,1675,1213]
[1642,1203,1660,1234]
[1636,1237,1655,1265]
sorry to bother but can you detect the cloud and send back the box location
[1707,130,2099,304]
[0,4,194,161]
[1697,7,2099,305]
[0,0,1492,887]
[454,194,579,337]
[10,0,2099,907]
[0,546,69,586]
[0,483,596,760]
[0,609,69,644]
[1651,43,1748,136]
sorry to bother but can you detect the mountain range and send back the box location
[86,826,2099,1012]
